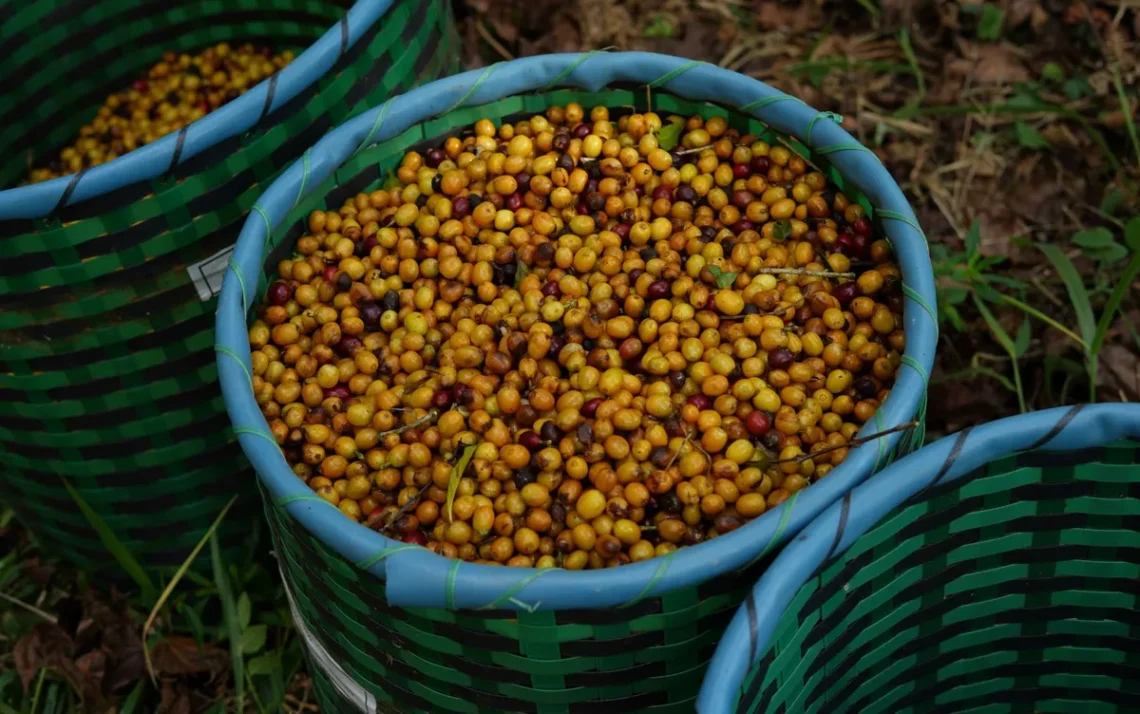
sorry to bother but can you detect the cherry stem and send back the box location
[776,421,920,464]
[756,267,856,279]
[376,409,439,438]
[379,481,433,534]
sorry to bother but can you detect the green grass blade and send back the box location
[62,479,155,602]
[973,293,1027,412]
[854,0,880,18]
[995,293,1087,349]
[1036,244,1096,350]
[1091,250,1140,357]
[143,496,238,682]
[211,532,244,713]
[1111,67,1140,168]
[897,28,925,98]
[119,682,145,714]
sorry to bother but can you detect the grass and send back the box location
[0,505,305,714]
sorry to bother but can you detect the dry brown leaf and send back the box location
[13,623,74,690]
[1031,4,1049,33]
[149,636,230,677]
[1040,122,1080,147]
[976,206,1026,258]
[754,0,822,32]
[949,42,1031,84]
[1006,0,1039,27]
[1099,344,1140,399]
[158,682,193,714]
[938,1,961,29]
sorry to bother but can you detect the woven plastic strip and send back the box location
[216,52,937,713]
[698,402,1140,714]
[0,0,460,574]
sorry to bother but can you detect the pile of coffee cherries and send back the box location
[28,43,293,183]
[249,103,906,569]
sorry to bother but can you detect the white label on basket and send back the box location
[281,571,377,713]
[187,244,235,302]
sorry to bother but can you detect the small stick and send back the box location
[376,409,439,438]
[378,481,433,533]
[674,144,714,155]
[665,431,692,470]
[476,20,514,62]
[756,267,856,279]
[718,300,805,320]
[0,592,56,624]
[763,421,920,466]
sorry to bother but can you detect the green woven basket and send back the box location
[698,403,1140,714]
[217,54,939,714]
[0,0,459,573]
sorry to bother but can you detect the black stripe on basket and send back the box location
[0,324,216,404]
[1022,403,1084,451]
[165,127,189,176]
[0,370,223,435]
[53,167,89,213]
[1015,445,1109,468]
[0,299,217,379]
[739,647,778,714]
[804,590,1140,713]
[0,0,171,90]
[793,447,1129,653]
[1,407,230,462]
[0,214,236,314]
[920,685,1137,714]
[847,651,1140,713]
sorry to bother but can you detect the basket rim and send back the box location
[0,0,396,221]
[696,402,1140,714]
[216,51,940,612]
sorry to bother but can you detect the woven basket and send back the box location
[216,53,939,713]
[698,403,1140,714]
[0,0,459,573]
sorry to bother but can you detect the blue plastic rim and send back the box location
[0,0,398,220]
[696,402,1140,713]
[215,52,940,611]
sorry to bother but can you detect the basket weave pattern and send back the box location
[252,85,931,713]
[0,0,460,570]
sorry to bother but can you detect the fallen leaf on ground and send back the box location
[948,41,1031,84]
[1099,344,1140,399]
[149,636,231,677]
[14,623,74,689]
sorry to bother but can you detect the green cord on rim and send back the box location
[746,489,803,569]
[740,95,799,113]
[803,111,843,144]
[277,493,336,508]
[444,62,501,115]
[648,60,705,88]
[478,568,550,611]
[901,282,938,326]
[226,257,249,315]
[542,48,614,90]
[618,550,678,608]
[214,345,254,386]
[355,543,422,571]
